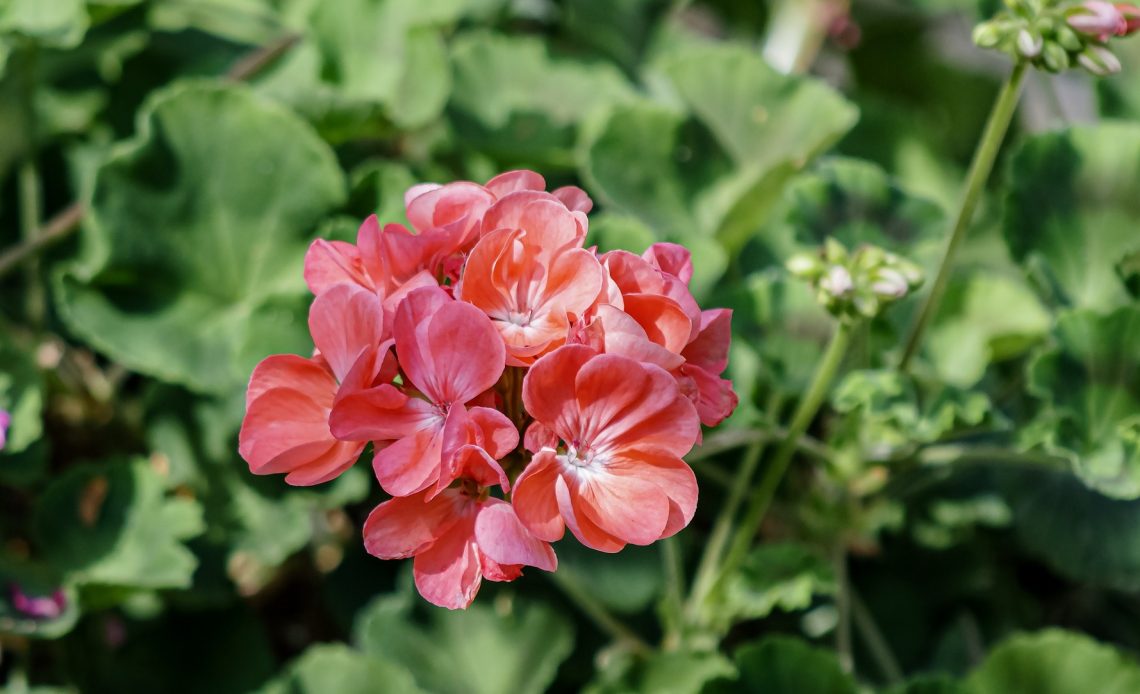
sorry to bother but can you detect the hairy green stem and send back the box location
[717,320,854,588]
[549,571,652,655]
[899,61,1027,369]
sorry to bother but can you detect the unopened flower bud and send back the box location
[1068,1,1127,37]
[1078,44,1123,75]
[973,20,1006,48]
[786,252,823,278]
[1055,24,1086,50]
[820,265,854,297]
[1042,41,1072,71]
[1017,28,1044,57]
[870,268,910,299]
[0,409,8,451]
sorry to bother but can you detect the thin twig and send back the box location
[0,203,84,280]
[225,33,302,81]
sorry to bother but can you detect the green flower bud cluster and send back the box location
[972,0,1125,75]
[786,240,923,322]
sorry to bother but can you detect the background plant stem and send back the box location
[898,61,1027,369]
[714,321,854,598]
[549,571,652,656]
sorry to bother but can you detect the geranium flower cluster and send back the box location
[239,171,737,609]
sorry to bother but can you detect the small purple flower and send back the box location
[9,583,67,620]
[0,409,9,451]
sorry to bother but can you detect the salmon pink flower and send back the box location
[330,286,515,496]
[365,482,557,609]
[511,345,700,552]
[586,244,737,427]
[239,284,390,485]
[458,195,604,364]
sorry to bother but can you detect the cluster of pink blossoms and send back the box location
[239,171,737,609]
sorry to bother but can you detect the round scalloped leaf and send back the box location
[33,459,205,589]
[581,41,857,255]
[1027,306,1140,498]
[355,595,573,694]
[257,643,423,694]
[54,81,345,394]
[704,636,857,693]
[1004,123,1140,311]
[966,629,1140,694]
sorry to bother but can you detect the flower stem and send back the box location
[715,320,854,593]
[850,588,903,685]
[549,571,652,656]
[683,440,766,628]
[898,61,1027,370]
[660,537,686,649]
[834,545,853,674]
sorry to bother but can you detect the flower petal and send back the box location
[245,354,333,408]
[309,283,384,382]
[396,287,505,405]
[555,475,626,553]
[413,514,482,610]
[510,449,565,542]
[522,345,597,441]
[574,460,671,546]
[373,421,446,496]
[475,499,557,572]
[363,490,465,559]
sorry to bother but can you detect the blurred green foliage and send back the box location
[1,0,1140,692]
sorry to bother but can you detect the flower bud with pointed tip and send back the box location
[1055,24,1085,50]
[786,252,823,279]
[870,268,910,299]
[1042,41,1072,71]
[973,20,1006,47]
[1017,28,1044,57]
[1078,44,1123,74]
[820,265,854,298]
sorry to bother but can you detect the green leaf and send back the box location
[0,332,43,456]
[763,157,944,261]
[927,272,1052,387]
[33,459,205,589]
[258,643,424,694]
[704,636,857,694]
[1004,122,1140,311]
[580,100,698,238]
[55,81,345,394]
[832,369,995,461]
[556,537,662,614]
[355,595,574,694]
[711,543,836,630]
[450,31,634,165]
[965,629,1140,694]
[587,650,736,694]
[1001,464,1140,591]
[0,0,88,48]
[1027,306,1140,498]
[656,42,858,172]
